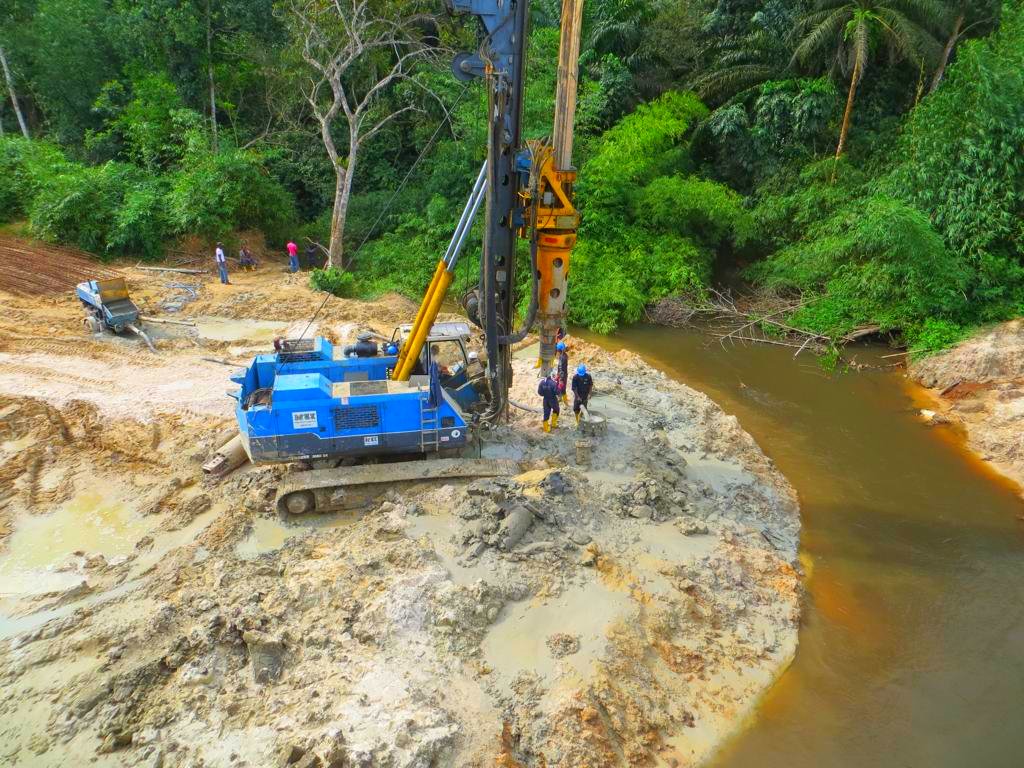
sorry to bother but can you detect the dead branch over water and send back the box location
[646,290,900,367]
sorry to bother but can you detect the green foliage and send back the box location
[30,161,163,257]
[88,73,203,168]
[907,318,967,357]
[167,146,297,243]
[578,91,708,212]
[8,135,296,258]
[892,5,1024,295]
[351,194,481,298]
[0,138,73,221]
[25,0,119,143]
[750,193,969,337]
[749,5,1024,347]
[571,91,753,332]
[638,175,753,248]
[3,0,1022,355]
[310,266,356,297]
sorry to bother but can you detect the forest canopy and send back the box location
[1,0,1021,350]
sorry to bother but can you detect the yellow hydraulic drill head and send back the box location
[533,160,577,374]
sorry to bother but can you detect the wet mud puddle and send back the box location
[0,482,221,640]
[234,511,360,559]
[193,317,291,343]
[0,487,157,597]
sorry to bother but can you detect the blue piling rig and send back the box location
[231,337,472,464]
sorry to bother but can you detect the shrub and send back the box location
[310,266,356,297]
[749,194,969,338]
[568,91,750,331]
[907,318,968,357]
[0,137,72,221]
[167,147,298,243]
[29,161,166,258]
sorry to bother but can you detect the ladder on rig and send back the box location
[419,397,440,454]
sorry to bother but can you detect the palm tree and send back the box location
[792,0,943,160]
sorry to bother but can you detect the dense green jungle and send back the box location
[1,0,1021,352]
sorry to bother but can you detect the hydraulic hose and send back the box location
[497,154,541,345]
[497,228,539,345]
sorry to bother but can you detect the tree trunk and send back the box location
[206,0,218,150]
[929,13,965,94]
[327,132,359,269]
[0,45,30,139]
[328,170,346,269]
[835,57,861,160]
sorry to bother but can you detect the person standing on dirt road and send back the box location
[571,364,594,425]
[215,242,229,285]
[555,340,569,405]
[287,240,299,273]
[538,373,560,433]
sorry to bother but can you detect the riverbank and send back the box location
[911,319,1024,495]
[588,322,1024,768]
[0,242,801,767]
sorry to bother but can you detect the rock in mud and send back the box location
[546,633,581,658]
[244,631,286,684]
[498,504,533,551]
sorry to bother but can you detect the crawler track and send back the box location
[0,235,118,295]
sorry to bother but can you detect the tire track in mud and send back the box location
[2,364,114,390]
[0,351,234,421]
[0,235,118,296]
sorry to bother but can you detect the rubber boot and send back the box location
[561,394,568,405]
[543,419,550,433]
[551,413,559,429]
[575,412,581,426]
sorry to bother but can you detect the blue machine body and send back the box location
[232,337,472,463]
[76,278,140,333]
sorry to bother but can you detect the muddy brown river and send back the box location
[588,324,1024,768]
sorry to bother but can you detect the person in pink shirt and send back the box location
[287,240,299,273]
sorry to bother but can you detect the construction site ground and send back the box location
[0,235,802,768]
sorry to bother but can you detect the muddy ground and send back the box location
[911,320,1024,492]
[0,238,802,767]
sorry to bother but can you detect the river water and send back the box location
[587,324,1024,768]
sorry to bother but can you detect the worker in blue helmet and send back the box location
[555,340,569,405]
[537,373,560,432]
[571,363,594,425]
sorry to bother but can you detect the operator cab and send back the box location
[392,321,485,411]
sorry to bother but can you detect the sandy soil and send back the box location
[0,241,802,767]
[911,320,1024,491]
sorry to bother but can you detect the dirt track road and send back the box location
[0,234,118,295]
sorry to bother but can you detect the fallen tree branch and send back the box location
[136,265,208,275]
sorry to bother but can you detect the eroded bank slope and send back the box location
[912,320,1024,491]
[0,267,801,768]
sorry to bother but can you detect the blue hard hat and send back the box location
[577,364,586,375]
[386,344,398,355]
[556,341,566,351]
